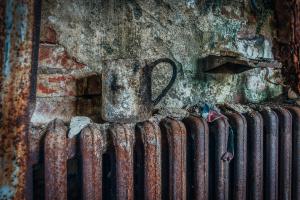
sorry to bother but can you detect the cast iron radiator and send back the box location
[27,105,300,200]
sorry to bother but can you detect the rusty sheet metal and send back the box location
[136,121,162,200]
[285,106,300,199]
[224,112,247,200]
[44,119,67,200]
[272,107,292,200]
[110,124,135,200]
[258,108,279,200]
[80,124,106,200]
[0,0,41,199]
[243,111,263,200]
[160,118,187,200]
[209,117,229,200]
[183,116,209,200]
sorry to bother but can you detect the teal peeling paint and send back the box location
[16,3,28,43]
[3,0,14,78]
[0,185,15,199]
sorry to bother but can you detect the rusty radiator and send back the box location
[27,105,300,200]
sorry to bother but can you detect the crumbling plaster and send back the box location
[40,0,282,109]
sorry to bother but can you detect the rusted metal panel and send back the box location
[224,112,247,200]
[44,119,68,200]
[0,0,41,199]
[209,117,229,200]
[183,116,209,200]
[272,107,292,200]
[243,111,263,200]
[160,118,187,200]
[110,124,135,200]
[258,108,279,200]
[80,124,107,200]
[136,121,162,200]
[285,106,300,199]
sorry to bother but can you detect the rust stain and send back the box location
[0,0,40,199]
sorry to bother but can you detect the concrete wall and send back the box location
[31,0,282,125]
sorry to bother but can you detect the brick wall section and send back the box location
[31,25,102,125]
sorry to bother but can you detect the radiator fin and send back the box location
[27,105,300,200]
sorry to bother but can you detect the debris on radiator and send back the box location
[68,116,93,138]
[188,102,226,122]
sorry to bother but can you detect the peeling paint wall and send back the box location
[32,0,282,124]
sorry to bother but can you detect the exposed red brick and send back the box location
[40,25,57,44]
[38,45,86,70]
[38,45,54,61]
[38,83,57,94]
[37,74,76,97]
[48,75,75,83]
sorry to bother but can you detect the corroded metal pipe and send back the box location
[225,112,247,200]
[285,106,300,199]
[80,124,107,200]
[136,121,162,200]
[259,108,279,200]
[44,119,68,200]
[0,0,41,199]
[160,118,187,200]
[209,118,229,200]
[183,116,209,200]
[244,111,263,200]
[110,124,135,200]
[272,107,292,200]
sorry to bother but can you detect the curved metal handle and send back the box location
[149,58,177,105]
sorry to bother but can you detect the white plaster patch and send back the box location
[186,0,196,8]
